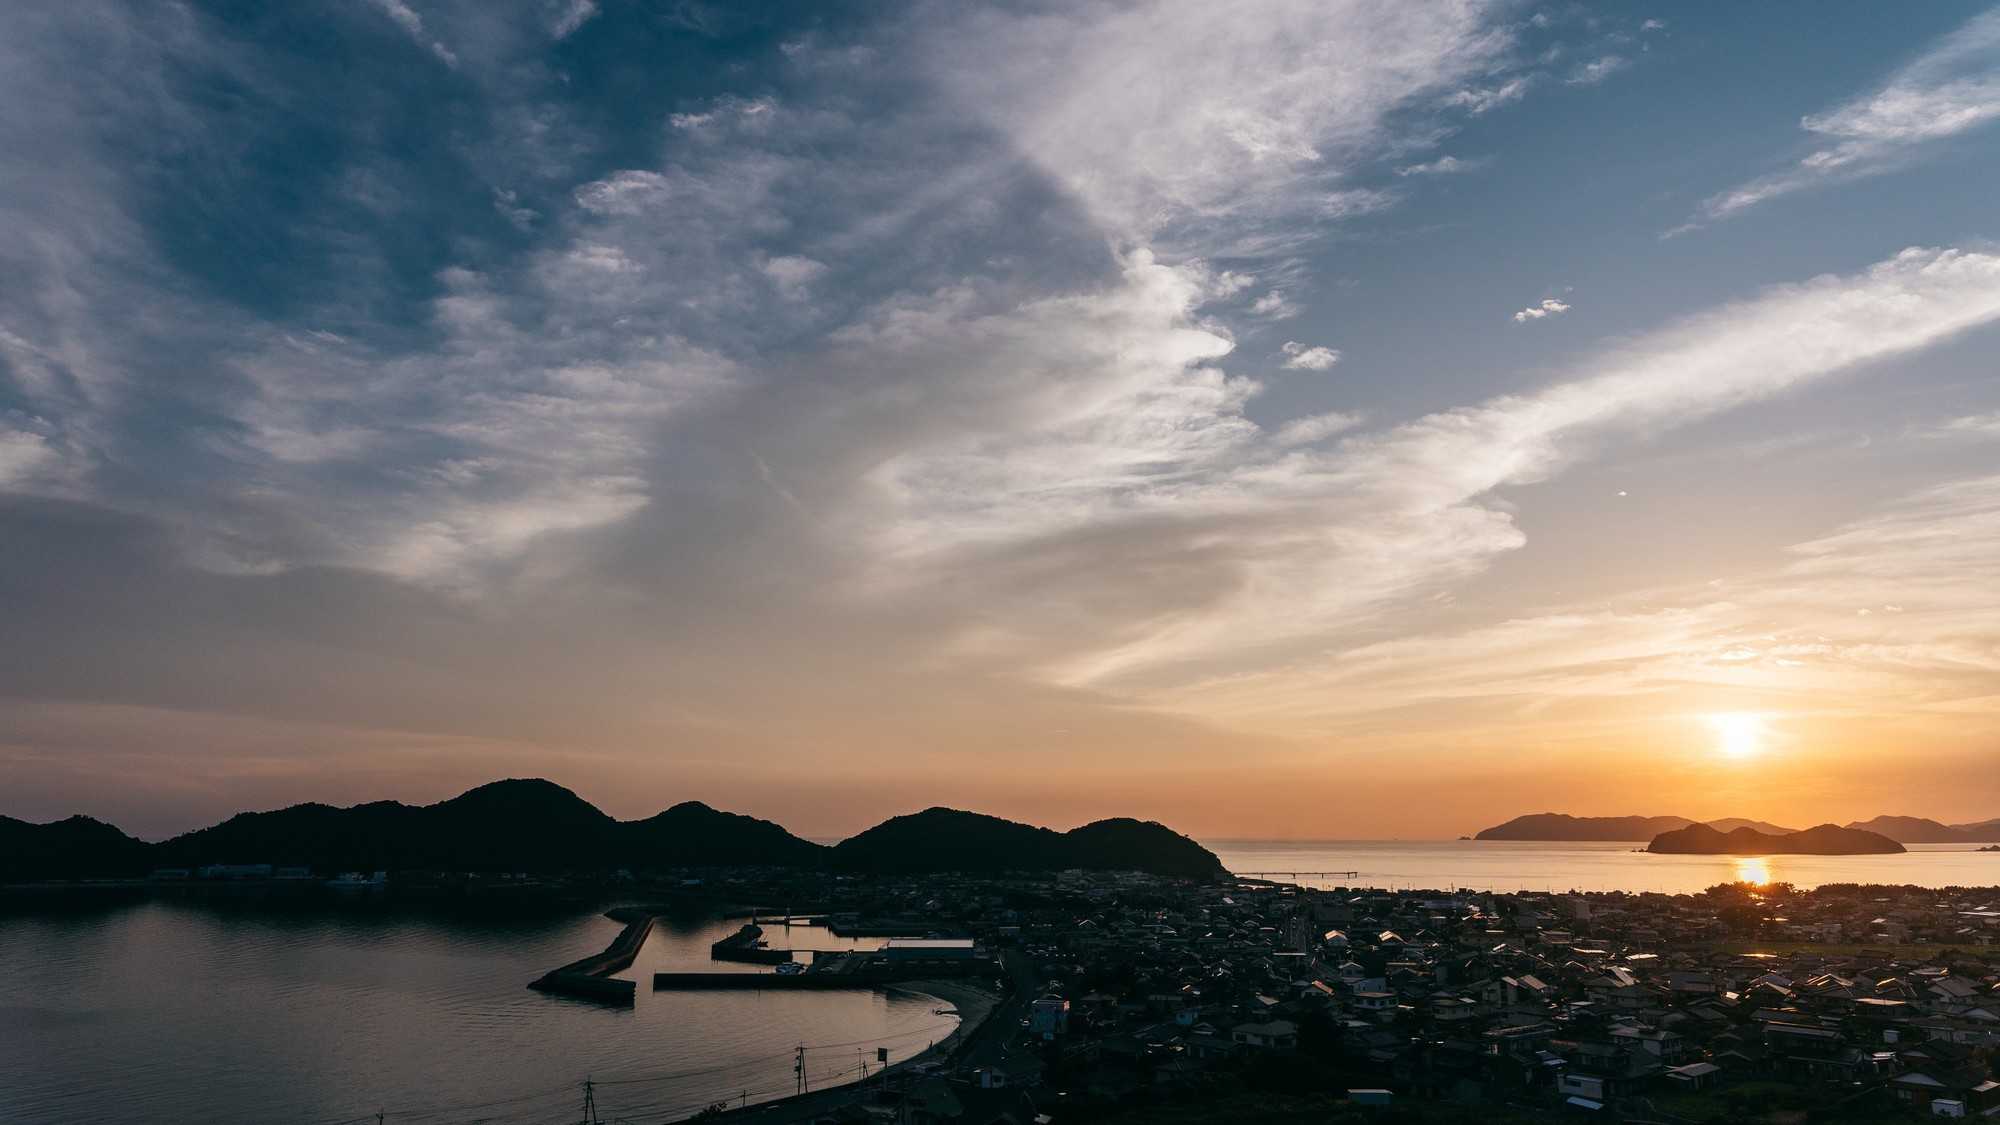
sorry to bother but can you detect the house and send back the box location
[1231,1020,1299,1050]
[1353,991,1397,1018]
[976,1055,1047,1089]
[1887,1067,2000,1113]
[1028,997,1069,1039]
[899,1078,964,1124]
[1666,1062,1721,1090]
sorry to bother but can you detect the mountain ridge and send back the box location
[2,779,1224,881]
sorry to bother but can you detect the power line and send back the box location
[306,1014,960,1122]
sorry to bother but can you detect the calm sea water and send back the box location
[1204,839,2000,895]
[0,898,955,1125]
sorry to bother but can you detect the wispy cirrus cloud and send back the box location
[1396,154,1482,176]
[1698,6,2000,221]
[938,0,1520,254]
[851,247,2000,693]
[366,0,459,66]
[1175,468,2000,787]
[1566,55,1626,85]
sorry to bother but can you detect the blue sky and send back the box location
[4,1,2000,838]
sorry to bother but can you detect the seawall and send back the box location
[653,972,879,990]
[528,907,655,1003]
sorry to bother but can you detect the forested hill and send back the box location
[3,779,1225,881]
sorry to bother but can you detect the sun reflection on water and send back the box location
[1734,857,1771,885]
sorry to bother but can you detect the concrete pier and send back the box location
[652,972,882,990]
[527,907,654,1003]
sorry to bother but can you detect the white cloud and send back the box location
[1273,412,1360,445]
[760,254,827,298]
[574,170,672,215]
[1279,341,1341,370]
[1567,56,1626,85]
[937,0,1520,251]
[1513,298,1571,322]
[0,429,59,488]
[1249,290,1297,318]
[549,0,597,39]
[365,0,457,66]
[1942,410,2000,437]
[1445,75,1532,115]
[1700,7,2000,220]
[1397,155,1478,176]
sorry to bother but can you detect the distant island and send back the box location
[1477,811,2000,843]
[1474,812,1800,841]
[1840,815,2000,844]
[1,778,1227,884]
[1646,823,1906,856]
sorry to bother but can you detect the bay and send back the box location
[0,898,955,1125]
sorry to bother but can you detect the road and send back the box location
[688,951,1044,1123]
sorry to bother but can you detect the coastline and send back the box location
[668,976,1007,1122]
[890,978,999,1059]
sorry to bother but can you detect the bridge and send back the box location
[1234,871,1360,880]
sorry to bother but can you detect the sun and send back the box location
[1705,712,1769,760]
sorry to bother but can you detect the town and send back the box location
[647,866,2000,1124]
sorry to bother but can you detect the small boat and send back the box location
[774,961,805,975]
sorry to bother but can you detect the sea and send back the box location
[4,839,1997,1124]
[1203,839,2000,896]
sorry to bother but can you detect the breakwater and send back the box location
[653,972,881,990]
[527,906,654,1003]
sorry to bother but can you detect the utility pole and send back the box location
[580,1077,600,1125]
[795,1044,806,1096]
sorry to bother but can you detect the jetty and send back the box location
[527,907,654,1003]
[653,972,881,991]
[710,922,792,965]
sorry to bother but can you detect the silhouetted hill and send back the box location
[1476,813,1695,841]
[421,779,622,870]
[1647,823,1905,856]
[6,780,1220,881]
[1842,815,1969,844]
[1702,818,1800,835]
[0,814,154,882]
[157,798,423,872]
[622,801,825,867]
[831,808,1072,873]
[156,779,625,873]
[827,808,1225,876]
[1057,818,1226,878]
[1952,818,2000,842]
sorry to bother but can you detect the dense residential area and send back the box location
[678,868,2000,1124]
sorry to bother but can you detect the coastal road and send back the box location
[690,951,1043,1123]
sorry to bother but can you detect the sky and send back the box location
[4,1,2000,841]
